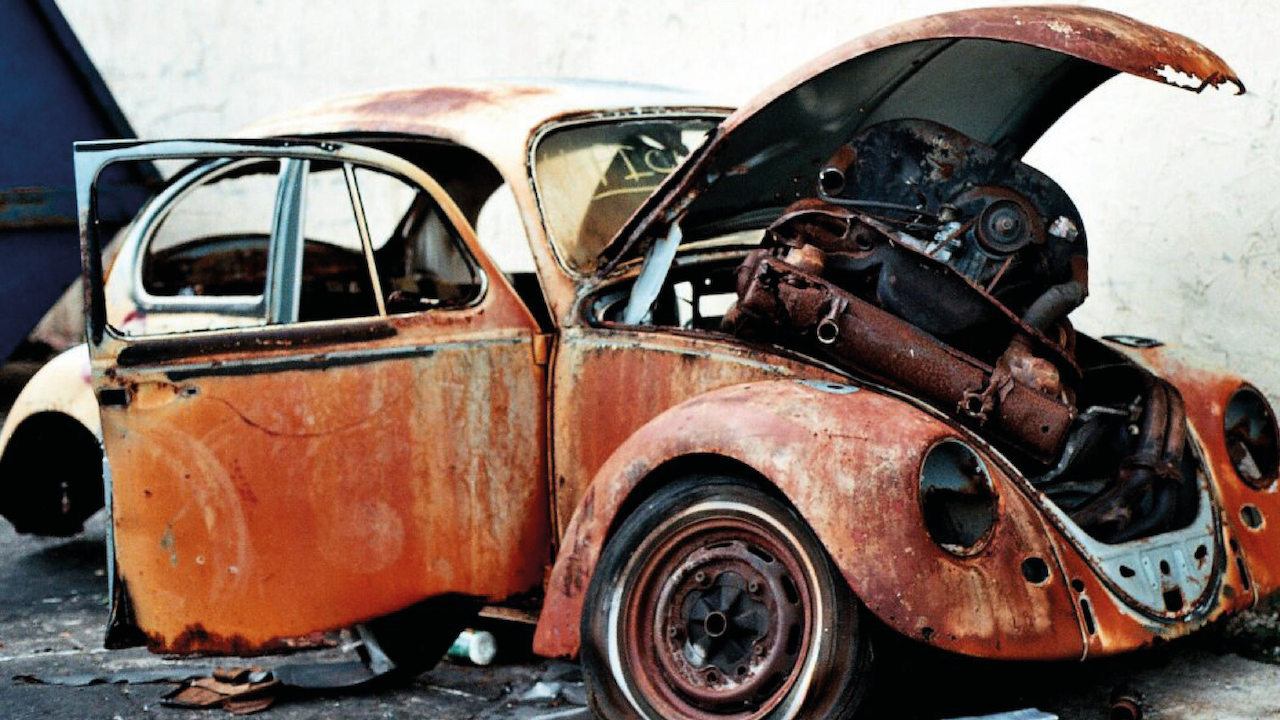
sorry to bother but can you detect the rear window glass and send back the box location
[533,116,716,272]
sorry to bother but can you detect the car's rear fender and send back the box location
[534,379,1088,661]
[0,344,99,450]
[1107,340,1280,605]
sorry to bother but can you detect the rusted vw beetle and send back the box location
[77,6,1279,719]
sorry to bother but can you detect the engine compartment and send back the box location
[599,118,1204,545]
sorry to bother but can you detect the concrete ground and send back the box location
[0,513,1277,720]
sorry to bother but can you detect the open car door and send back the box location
[77,139,549,654]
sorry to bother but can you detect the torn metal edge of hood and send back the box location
[595,4,1244,276]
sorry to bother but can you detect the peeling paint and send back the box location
[160,524,177,567]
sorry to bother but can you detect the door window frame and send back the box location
[77,139,489,347]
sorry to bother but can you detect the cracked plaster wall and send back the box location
[53,0,1280,397]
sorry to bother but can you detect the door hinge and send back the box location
[532,333,553,366]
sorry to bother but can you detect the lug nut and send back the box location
[748,580,761,595]
[695,571,710,587]
[668,626,684,640]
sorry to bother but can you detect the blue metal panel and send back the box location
[0,0,149,361]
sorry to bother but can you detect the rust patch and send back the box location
[116,319,397,368]
[240,83,562,141]
[101,237,550,652]
[549,328,842,531]
[727,252,1074,463]
[152,624,303,657]
[939,7,1244,94]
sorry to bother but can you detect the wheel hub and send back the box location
[650,537,808,713]
[679,570,767,675]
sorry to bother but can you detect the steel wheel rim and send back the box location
[615,501,820,719]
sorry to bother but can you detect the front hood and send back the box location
[598,5,1242,273]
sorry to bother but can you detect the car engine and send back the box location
[724,119,1200,544]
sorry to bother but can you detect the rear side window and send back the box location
[296,164,387,322]
[300,163,482,320]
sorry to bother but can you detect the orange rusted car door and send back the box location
[77,140,549,654]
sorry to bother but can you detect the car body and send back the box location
[75,6,1279,719]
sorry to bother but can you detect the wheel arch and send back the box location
[0,344,99,450]
[605,452,784,542]
[534,379,1087,661]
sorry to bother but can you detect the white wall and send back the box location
[54,0,1280,396]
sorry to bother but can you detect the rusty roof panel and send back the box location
[242,81,730,176]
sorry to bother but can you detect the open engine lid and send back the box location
[596,5,1242,274]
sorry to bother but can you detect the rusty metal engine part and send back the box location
[1028,339,1199,544]
[999,335,1063,397]
[762,198,1081,382]
[816,118,1089,342]
[1063,372,1191,543]
[725,251,1075,463]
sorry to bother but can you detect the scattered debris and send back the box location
[161,666,279,715]
[520,680,563,702]
[270,660,386,690]
[525,708,590,720]
[425,684,485,700]
[446,629,497,666]
[1109,683,1144,720]
[11,628,578,716]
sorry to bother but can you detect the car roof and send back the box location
[240,79,732,176]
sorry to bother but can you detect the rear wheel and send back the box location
[581,476,872,719]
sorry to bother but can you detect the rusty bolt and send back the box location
[748,580,761,595]
[704,669,719,685]
[754,643,766,657]
[695,571,710,587]
[669,625,685,641]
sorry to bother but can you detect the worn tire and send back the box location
[581,476,872,720]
